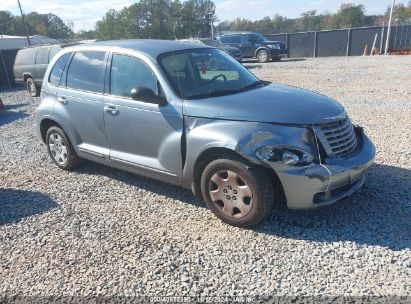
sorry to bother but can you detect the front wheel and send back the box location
[257,49,270,63]
[200,157,274,227]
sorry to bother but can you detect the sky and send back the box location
[0,0,408,32]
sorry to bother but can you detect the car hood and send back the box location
[183,83,345,125]
[217,45,240,52]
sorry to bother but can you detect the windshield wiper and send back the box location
[220,80,269,94]
[185,90,230,99]
[185,81,269,100]
[239,80,269,91]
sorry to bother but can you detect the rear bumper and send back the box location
[270,128,375,209]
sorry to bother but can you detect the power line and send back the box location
[17,0,31,46]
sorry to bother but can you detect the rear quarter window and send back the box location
[49,46,61,62]
[14,48,37,65]
[49,53,71,86]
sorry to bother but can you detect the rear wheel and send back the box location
[257,49,270,63]
[46,126,81,170]
[201,157,274,227]
[26,78,39,97]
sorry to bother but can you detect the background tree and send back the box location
[0,10,72,38]
[335,3,366,28]
[2,1,411,40]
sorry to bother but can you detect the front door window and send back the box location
[110,54,158,98]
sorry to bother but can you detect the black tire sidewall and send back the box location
[45,126,79,170]
[200,158,272,227]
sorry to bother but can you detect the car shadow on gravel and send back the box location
[257,164,411,251]
[0,110,30,126]
[4,103,29,110]
[0,102,30,126]
[76,162,206,209]
[74,162,410,250]
[0,189,58,225]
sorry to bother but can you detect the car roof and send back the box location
[88,39,210,59]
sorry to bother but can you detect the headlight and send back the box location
[256,146,314,166]
[267,44,280,49]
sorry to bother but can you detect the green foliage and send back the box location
[336,3,366,28]
[386,3,411,24]
[0,10,72,38]
[93,0,215,40]
[217,2,411,34]
[2,1,411,41]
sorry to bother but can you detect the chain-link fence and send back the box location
[265,25,411,58]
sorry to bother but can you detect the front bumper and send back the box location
[270,129,375,209]
[227,52,243,61]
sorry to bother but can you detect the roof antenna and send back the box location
[17,0,31,46]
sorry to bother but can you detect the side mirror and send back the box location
[130,87,167,106]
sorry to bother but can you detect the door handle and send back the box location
[57,96,67,104]
[104,105,118,114]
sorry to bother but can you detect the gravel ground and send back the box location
[0,56,410,300]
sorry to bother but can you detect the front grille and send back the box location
[315,115,357,158]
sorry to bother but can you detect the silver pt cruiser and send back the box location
[35,40,375,227]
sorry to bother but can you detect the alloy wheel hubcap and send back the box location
[48,133,68,165]
[208,170,253,218]
[259,51,268,61]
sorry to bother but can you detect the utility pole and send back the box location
[17,0,31,46]
[385,0,395,55]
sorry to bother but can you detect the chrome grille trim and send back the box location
[315,116,358,158]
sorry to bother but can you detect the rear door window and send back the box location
[35,47,50,64]
[241,35,249,44]
[49,53,71,86]
[66,51,106,93]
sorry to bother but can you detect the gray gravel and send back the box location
[0,55,410,300]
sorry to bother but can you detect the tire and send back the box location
[200,156,274,227]
[46,126,81,171]
[26,78,39,97]
[257,49,270,63]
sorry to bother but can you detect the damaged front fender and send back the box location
[181,117,321,194]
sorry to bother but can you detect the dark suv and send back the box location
[13,44,75,97]
[217,32,287,63]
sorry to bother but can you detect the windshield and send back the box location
[158,48,262,99]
